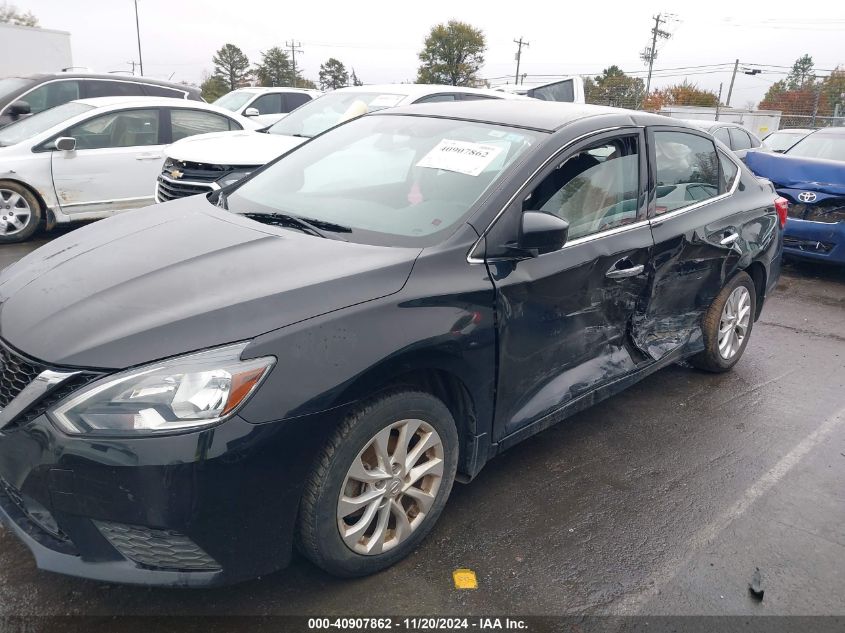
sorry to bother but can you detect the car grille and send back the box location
[786,198,845,224]
[783,236,835,254]
[156,158,248,203]
[0,342,45,409]
[94,521,221,571]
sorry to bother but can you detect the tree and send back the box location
[642,81,719,111]
[416,20,485,86]
[213,43,251,91]
[200,72,228,102]
[584,66,645,109]
[786,54,815,90]
[0,2,38,26]
[350,68,364,87]
[319,58,349,90]
[254,47,293,87]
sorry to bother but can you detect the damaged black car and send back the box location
[0,100,783,586]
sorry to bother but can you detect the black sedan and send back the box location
[0,100,784,586]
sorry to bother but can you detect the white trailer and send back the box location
[659,105,782,138]
[0,23,72,78]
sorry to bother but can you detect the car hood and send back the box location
[745,150,845,196]
[164,130,307,166]
[0,198,420,369]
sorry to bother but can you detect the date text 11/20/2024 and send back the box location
[307,618,528,630]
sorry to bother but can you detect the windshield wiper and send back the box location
[242,212,349,240]
[289,133,311,139]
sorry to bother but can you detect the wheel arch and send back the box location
[0,177,53,231]
[742,260,767,320]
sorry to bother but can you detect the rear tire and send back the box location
[298,391,459,577]
[690,271,756,373]
[0,181,42,244]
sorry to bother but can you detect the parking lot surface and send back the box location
[0,233,843,618]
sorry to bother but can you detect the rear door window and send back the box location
[653,131,720,214]
[83,80,145,98]
[22,80,81,114]
[718,151,739,193]
[142,84,187,98]
[282,92,311,112]
[713,127,731,147]
[728,127,752,150]
[170,108,236,141]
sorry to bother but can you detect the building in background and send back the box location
[0,23,72,77]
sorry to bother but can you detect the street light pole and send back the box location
[134,0,144,76]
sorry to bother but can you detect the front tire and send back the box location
[0,181,42,244]
[298,391,459,577]
[690,271,756,373]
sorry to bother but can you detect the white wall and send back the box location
[0,23,72,77]
[659,105,782,138]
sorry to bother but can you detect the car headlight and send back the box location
[49,343,274,436]
[216,169,252,188]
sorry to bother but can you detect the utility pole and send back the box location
[726,58,739,107]
[286,40,303,87]
[134,0,144,76]
[513,37,529,85]
[641,14,671,105]
[811,77,822,127]
[715,82,723,120]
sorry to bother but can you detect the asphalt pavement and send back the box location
[0,231,843,623]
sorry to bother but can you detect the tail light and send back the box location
[774,197,788,228]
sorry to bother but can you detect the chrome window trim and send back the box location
[648,148,741,226]
[1,77,190,116]
[0,369,80,428]
[466,125,639,264]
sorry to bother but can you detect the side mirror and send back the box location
[54,136,76,152]
[8,100,31,118]
[521,211,569,255]
[243,107,259,117]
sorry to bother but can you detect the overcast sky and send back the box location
[19,0,845,105]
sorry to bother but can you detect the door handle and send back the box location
[605,259,645,279]
[720,231,740,245]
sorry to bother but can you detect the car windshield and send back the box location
[0,77,34,102]
[786,133,845,162]
[228,114,541,247]
[0,101,93,146]
[764,130,809,152]
[267,91,407,138]
[213,90,255,112]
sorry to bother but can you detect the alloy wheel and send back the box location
[337,419,444,555]
[0,189,32,237]
[718,285,751,359]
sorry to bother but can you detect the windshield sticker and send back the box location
[369,94,404,107]
[416,139,505,176]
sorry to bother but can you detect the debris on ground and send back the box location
[749,567,764,601]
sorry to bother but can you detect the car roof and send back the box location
[227,86,322,95]
[335,84,527,99]
[15,72,200,93]
[767,128,814,134]
[70,96,247,118]
[378,99,679,133]
[809,127,845,136]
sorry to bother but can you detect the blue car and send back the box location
[745,128,845,264]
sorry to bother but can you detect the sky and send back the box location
[16,0,845,106]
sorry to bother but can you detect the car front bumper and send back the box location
[0,409,336,586]
[783,217,845,264]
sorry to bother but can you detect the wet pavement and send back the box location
[0,232,843,619]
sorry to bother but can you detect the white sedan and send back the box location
[0,96,257,243]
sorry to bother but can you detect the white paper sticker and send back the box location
[416,139,505,176]
[369,94,405,108]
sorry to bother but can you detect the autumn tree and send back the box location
[756,55,843,116]
[254,47,292,87]
[213,43,251,91]
[0,2,37,26]
[584,66,645,109]
[319,58,349,90]
[417,20,485,86]
[642,81,719,111]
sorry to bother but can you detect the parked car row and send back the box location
[0,98,784,586]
